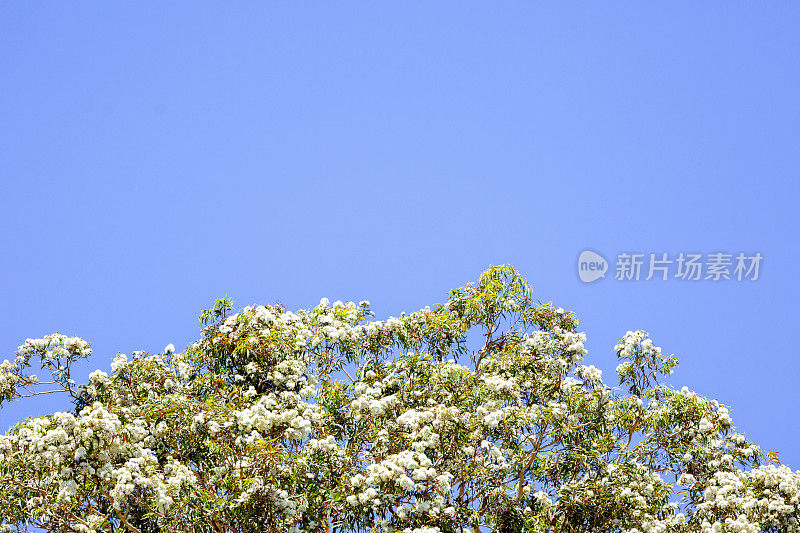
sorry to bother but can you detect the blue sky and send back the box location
[1,3,799,469]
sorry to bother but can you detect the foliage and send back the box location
[1,266,798,533]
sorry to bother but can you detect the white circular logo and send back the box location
[578,250,608,283]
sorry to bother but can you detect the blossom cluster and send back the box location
[0,266,797,533]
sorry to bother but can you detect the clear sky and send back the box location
[1,3,799,469]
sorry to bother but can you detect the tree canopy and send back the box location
[1,266,798,533]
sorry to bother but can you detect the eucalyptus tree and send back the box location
[1,266,797,532]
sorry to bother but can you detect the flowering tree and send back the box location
[1,265,798,533]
